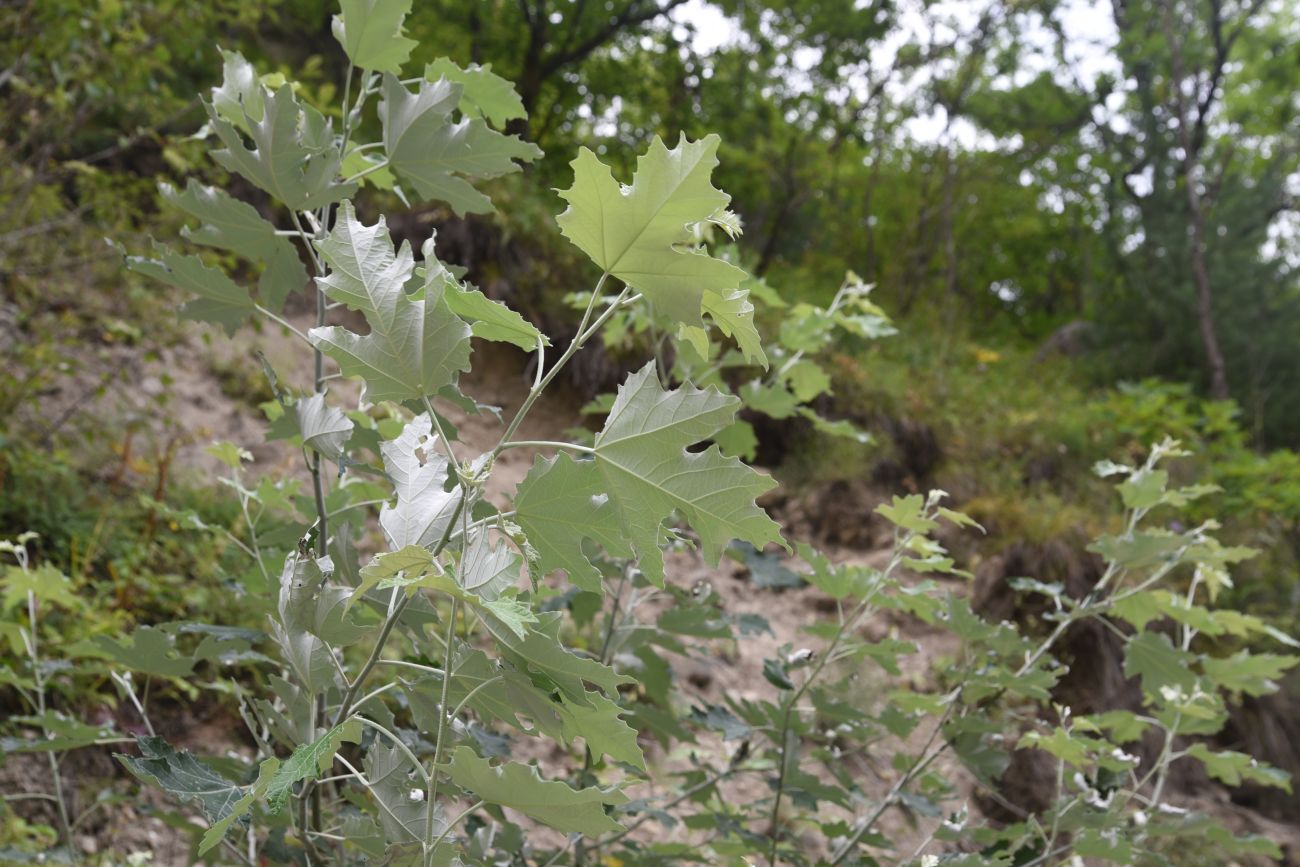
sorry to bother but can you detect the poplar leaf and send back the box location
[556,135,747,324]
[377,414,462,551]
[210,49,264,129]
[308,202,472,402]
[206,85,357,211]
[160,180,307,311]
[590,364,784,585]
[199,758,279,854]
[459,530,520,599]
[483,613,632,704]
[380,75,541,215]
[514,454,632,591]
[294,393,353,461]
[332,0,418,73]
[265,719,362,812]
[443,746,627,836]
[702,287,766,366]
[422,242,546,350]
[364,741,445,842]
[425,58,526,126]
[121,242,254,336]
[1123,631,1197,696]
[1186,744,1292,791]
[118,737,259,852]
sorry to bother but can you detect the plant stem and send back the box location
[500,440,595,454]
[333,498,465,726]
[26,589,75,860]
[424,595,460,866]
[254,304,312,345]
[493,276,623,458]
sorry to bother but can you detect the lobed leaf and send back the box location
[556,135,747,324]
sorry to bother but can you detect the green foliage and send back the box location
[2,3,1295,865]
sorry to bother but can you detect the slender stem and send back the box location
[428,798,484,854]
[764,533,904,859]
[589,766,751,852]
[343,159,390,185]
[27,590,75,859]
[424,596,460,865]
[374,658,443,676]
[254,304,312,345]
[333,497,465,726]
[500,440,594,454]
[354,717,431,784]
[448,674,505,721]
[326,498,388,520]
[493,276,614,457]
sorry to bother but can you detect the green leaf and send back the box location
[513,454,632,592]
[121,241,254,336]
[556,135,747,324]
[484,613,632,704]
[210,49,264,129]
[206,85,357,211]
[1089,530,1186,569]
[1,713,117,754]
[713,419,759,461]
[159,180,307,311]
[1186,743,1292,791]
[332,0,418,73]
[88,626,195,678]
[294,393,353,461]
[424,58,526,126]
[458,530,520,599]
[364,740,444,842]
[443,746,627,835]
[1123,631,1197,696]
[590,364,784,585]
[783,361,831,402]
[1119,469,1169,510]
[2,564,79,612]
[377,413,462,550]
[379,75,541,215]
[425,252,546,350]
[739,380,800,419]
[199,757,279,855]
[702,288,766,366]
[309,202,472,402]
[875,495,937,533]
[265,719,362,812]
[117,737,260,852]
[553,692,646,770]
[1202,651,1298,697]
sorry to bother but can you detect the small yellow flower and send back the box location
[974,347,1001,364]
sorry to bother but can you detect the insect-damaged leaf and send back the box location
[514,453,632,592]
[377,413,462,551]
[556,134,746,324]
[589,363,784,585]
[309,202,471,402]
[443,746,627,836]
[117,737,274,855]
